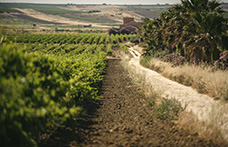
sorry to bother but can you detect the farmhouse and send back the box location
[120,17,143,33]
[109,17,144,35]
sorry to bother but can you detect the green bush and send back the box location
[119,44,129,53]
[130,35,139,44]
[153,98,183,120]
[106,44,112,56]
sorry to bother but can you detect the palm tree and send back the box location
[137,0,228,63]
[182,0,227,62]
[185,11,227,62]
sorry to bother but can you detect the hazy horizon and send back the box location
[0,0,227,5]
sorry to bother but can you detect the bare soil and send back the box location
[38,57,223,147]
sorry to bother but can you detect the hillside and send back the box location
[0,3,165,31]
[1,2,227,32]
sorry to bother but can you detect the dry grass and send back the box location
[13,8,109,28]
[146,58,228,100]
[121,53,158,98]
[121,53,228,143]
[178,108,228,145]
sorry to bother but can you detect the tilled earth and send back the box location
[39,59,222,147]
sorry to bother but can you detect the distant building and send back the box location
[120,17,144,34]
[109,17,144,35]
[123,17,134,24]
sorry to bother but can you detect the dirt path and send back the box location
[79,59,220,147]
[39,58,222,147]
[126,46,228,142]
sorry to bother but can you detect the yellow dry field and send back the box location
[59,5,125,11]
[12,7,145,28]
[13,8,110,28]
[59,5,144,22]
[93,11,143,23]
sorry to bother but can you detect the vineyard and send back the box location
[6,33,135,45]
[0,33,134,146]
[1,0,228,146]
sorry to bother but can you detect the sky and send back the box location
[0,0,227,5]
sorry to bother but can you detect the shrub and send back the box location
[130,36,139,44]
[153,98,183,120]
[119,44,129,53]
[212,51,228,71]
[151,50,187,67]
[153,50,168,58]
[147,96,156,107]
[106,44,112,56]
[162,52,187,67]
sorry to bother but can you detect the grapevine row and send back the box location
[0,36,107,146]
[7,33,136,45]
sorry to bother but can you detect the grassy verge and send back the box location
[140,57,228,101]
[121,52,228,143]
[121,53,184,121]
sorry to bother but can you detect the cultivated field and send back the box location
[1,1,228,146]
[0,3,167,32]
[0,32,134,146]
[2,32,227,146]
